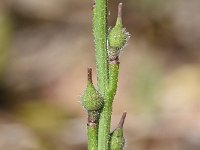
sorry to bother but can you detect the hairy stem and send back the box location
[88,123,98,150]
[93,0,110,149]
[98,60,119,150]
[93,0,109,95]
[93,0,122,149]
[108,58,119,98]
[97,59,119,149]
[98,98,113,150]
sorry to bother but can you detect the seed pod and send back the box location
[108,3,130,60]
[82,68,104,111]
[110,128,125,150]
[109,20,126,49]
[109,112,126,150]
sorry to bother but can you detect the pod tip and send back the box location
[118,111,127,128]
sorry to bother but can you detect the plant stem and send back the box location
[93,0,121,149]
[88,123,98,150]
[98,100,113,150]
[85,0,129,149]
[93,0,109,95]
[97,61,119,150]
[93,0,110,148]
[108,58,119,98]
[88,62,120,150]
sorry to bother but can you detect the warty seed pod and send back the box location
[82,68,104,111]
[110,128,125,150]
[108,3,130,60]
[109,19,127,50]
[109,112,126,150]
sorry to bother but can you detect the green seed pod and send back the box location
[109,19,126,50]
[108,3,130,60]
[82,68,104,111]
[109,112,126,150]
[110,128,125,150]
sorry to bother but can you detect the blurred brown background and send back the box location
[0,0,200,149]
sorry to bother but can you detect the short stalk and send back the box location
[108,58,120,98]
[88,123,98,150]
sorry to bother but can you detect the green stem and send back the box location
[98,99,113,150]
[93,0,120,149]
[93,0,110,149]
[98,61,119,150]
[93,0,109,95]
[88,123,98,150]
[108,61,119,98]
